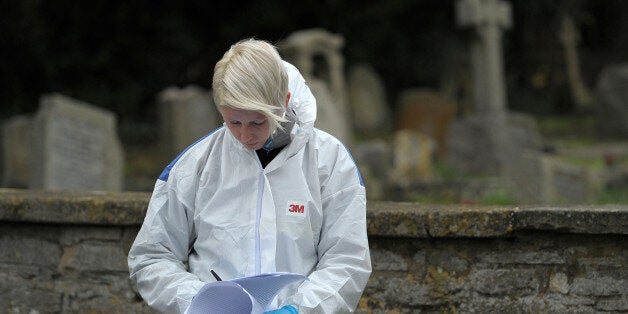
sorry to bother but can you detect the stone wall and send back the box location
[0,190,149,314]
[0,189,626,313]
[365,203,626,313]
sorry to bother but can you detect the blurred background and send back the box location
[1,0,627,204]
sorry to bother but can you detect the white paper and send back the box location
[187,281,252,314]
[187,272,307,314]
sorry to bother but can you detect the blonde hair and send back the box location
[212,38,289,134]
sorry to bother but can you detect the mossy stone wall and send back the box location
[1,189,626,313]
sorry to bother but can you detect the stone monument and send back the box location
[279,28,353,143]
[456,0,511,115]
[594,64,628,139]
[1,115,33,188]
[30,93,124,191]
[157,85,221,159]
[347,63,392,138]
[448,0,542,175]
[391,130,437,185]
[396,89,457,159]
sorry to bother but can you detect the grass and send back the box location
[596,187,628,204]
[478,192,518,206]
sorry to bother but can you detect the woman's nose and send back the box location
[241,125,255,140]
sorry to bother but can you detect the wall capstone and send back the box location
[1,189,626,313]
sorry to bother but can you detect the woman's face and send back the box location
[220,107,271,151]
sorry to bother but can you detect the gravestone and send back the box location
[307,80,349,142]
[511,152,601,204]
[456,0,511,114]
[279,28,353,143]
[1,115,33,188]
[452,0,512,175]
[390,130,436,186]
[448,112,542,175]
[594,64,628,139]
[396,89,457,159]
[352,140,392,200]
[347,64,392,138]
[449,0,543,175]
[157,85,221,159]
[551,161,599,203]
[30,93,124,191]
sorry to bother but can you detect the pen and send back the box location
[210,269,222,281]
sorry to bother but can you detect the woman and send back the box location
[128,38,371,313]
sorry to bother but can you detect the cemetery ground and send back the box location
[364,114,626,206]
[535,114,628,204]
[122,113,628,206]
[452,113,628,205]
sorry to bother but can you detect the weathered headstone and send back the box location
[30,93,124,191]
[279,28,353,143]
[594,64,628,139]
[390,130,436,185]
[396,89,457,159]
[157,85,221,159]
[352,140,392,200]
[449,0,544,176]
[306,80,349,142]
[511,152,602,204]
[1,115,33,188]
[447,112,542,175]
[347,64,392,138]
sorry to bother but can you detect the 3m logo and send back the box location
[286,201,307,217]
[289,204,304,213]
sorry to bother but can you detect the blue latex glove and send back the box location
[263,305,298,314]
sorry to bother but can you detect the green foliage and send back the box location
[478,192,517,206]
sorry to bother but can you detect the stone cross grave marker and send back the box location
[449,0,516,175]
[456,0,512,114]
[30,93,124,191]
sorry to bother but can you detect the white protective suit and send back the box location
[128,62,372,313]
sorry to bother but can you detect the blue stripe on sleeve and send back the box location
[158,126,224,182]
[342,143,365,187]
